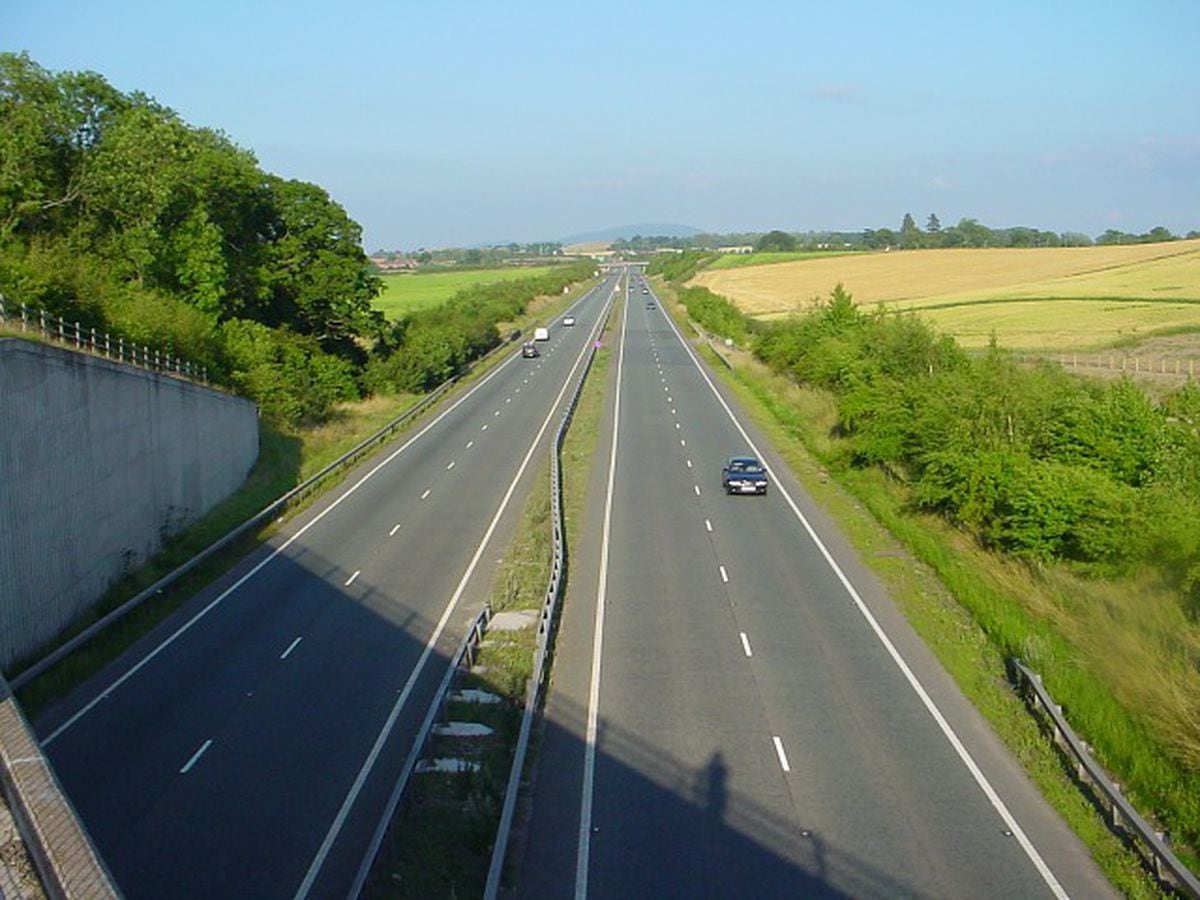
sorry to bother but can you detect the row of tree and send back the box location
[650,260,1200,614]
[761,218,1196,253]
[0,53,587,425]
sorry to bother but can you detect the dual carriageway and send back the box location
[35,269,1113,898]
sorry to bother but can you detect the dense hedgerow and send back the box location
[681,280,1200,611]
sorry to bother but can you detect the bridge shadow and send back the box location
[33,534,932,900]
[515,688,931,900]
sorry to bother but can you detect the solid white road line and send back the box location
[772,736,791,773]
[576,285,628,900]
[280,637,303,660]
[180,739,213,775]
[740,632,753,657]
[344,571,360,587]
[658,285,1070,900]
[297,284,617,900]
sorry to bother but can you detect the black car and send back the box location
[721,456,768,495]
[521,341,539,358]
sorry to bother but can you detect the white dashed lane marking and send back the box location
[466,441,474,449]
[420,489,431,500]
[345,570,360,587]
[280,636,303,659]
[719,565,729,583]
[447,461,455,470]
[180,739,213,775]
[705,519,713,532]
[740,632,753,657]
[389,523,401,537]
[773,736,791,773]
[693,485,701,496]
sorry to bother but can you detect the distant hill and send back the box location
[558,223,703,245]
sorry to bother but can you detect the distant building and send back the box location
[717,245,753,254]
[368,255,419,272]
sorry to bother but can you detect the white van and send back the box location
[534,327,549,341]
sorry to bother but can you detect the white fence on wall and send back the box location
[0,294,209,385]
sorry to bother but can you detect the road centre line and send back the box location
[180,739,213,775]
[41,331,530,746]
[298,283,616,899]
[772,736,791,773]
[740,632,753,657]
[576,278,628,900]
[280,637,303,660]
[657,281,1070,899]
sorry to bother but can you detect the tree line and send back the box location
[650,263,1200,617]
[0,53,588,426]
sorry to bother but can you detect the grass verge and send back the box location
[653,276,1169,898]
[365,300,615,897]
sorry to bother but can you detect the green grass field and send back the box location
[374,266,556,319]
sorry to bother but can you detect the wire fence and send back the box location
[1025,351,1198,380]
[0,294,209,385]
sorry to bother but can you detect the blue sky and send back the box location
[8,1,1200,250]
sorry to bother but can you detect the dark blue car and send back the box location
[722,456,768,495]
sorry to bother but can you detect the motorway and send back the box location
[34,273,617,898]
[518,278,1118,898]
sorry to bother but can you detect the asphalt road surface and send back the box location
[35,274,617,899]
[518,277,1118,899]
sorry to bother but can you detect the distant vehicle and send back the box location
[522,341,539,358]
[563,315,576,326]
[642,288,649,294]
[646,302,656,309]
[534,326,550,341]
[721,456,768,495]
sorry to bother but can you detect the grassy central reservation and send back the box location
[691,239,1200,351]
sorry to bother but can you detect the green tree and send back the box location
[900,212,921,249]
[755,229,798,252]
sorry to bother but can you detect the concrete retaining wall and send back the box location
[0,339,258,671]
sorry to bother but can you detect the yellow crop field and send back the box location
[690,240,1200,350]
